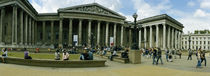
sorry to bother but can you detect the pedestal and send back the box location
[129,50,141,64]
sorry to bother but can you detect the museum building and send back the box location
[0,0,184,50]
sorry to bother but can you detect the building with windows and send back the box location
[182,32,210,51]
[0,0,184,50]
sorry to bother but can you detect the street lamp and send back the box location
[131,13,139,50]
[188,33,191,50]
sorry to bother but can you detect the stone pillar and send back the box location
[149,26,152,48]
[0,7,5,44]
[139,30,141,49]
[51,21,54,44]
[78,19,82,46]
[156,25,159,47]
[68,19,73,46]
[88,20,92,47]
[163,24,166,49]
[42,21,46,44]
[167,26,171,49]
[113,23,117,46]
[171,28,174,49]
[144,27,147,48]
[12,5,17,44]
[175,30,177,49]
[120,25,124,47]
[59,19,63,47]
[32,20,34,45]
[129,28,132,48]
[19,10,23,45]
[105,22,109,46]
[28,17,31,45]
[97,21,101,46]
[34,21,37,45]
[25,14,28,45]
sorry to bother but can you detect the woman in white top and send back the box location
[63,51,69,60]
[1,48,8,63]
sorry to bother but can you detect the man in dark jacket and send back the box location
[156,48,163,65]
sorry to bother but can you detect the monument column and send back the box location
[68,19,73,46]
[156,25,159,47]
[78,19,82,46]
[20,10,23,45]
[97,21,101,46]
[0,7,5,44]
[105,22,109,46]
[167,26,171,49]
[129,28,132,48]
[25,14,28,45]
[42,21,46,44]
[139,29,141,48]
[32,20,34,45]
[163,24,166,49]
[29,17,31,45]
[12,4,17,44]
[171,28,174,49]
[120,25,124,47]
[59,19,63,47]
[175,29,177,49]
[113,23,117,46]
[144,27,147,48]
[149,26,152,48]
[51,21,54,44]
[88,20,92,47]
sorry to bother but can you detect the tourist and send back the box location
[165,48,169,62]
[200,50,206,67]
[187,49,193,60]
[80,50,89,60]
[88,51,93,60]
[110,48,118,61]
[196,49,201,68]
[156,48,163,65]
[121,49,128,58]
[63,50,69,60]
[102,47,107,56]
[168,52,173,62]
[145,48,149,58]
[55,49,60,60]
[173,49,177,59]
[35,48,39,53]
[1,48,8,63]
[152,47,157,64]
[177,49,182,59]
[24,49,32,59]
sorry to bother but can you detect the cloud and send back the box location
[30,0,122,13]
[187,1,195,7]
[200,0,210,9]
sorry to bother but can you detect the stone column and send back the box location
[59,19,63,46]
[105,22,109,46]
[113,23,117,46]
[68,19,73,46]
[139,30,141,49]
[171,28,174,49]
[129,28,132,48]
[174,30,177,49]
[78,19,82,46]
[28,17,31,45]
[32,20,34,45]
[97,21,101,46]
[149,26,152,48]
[42,21,46,44]
[25,14,28,45]
[34,21,37,44]
[12,4,17,44]
[144,27,147,48]
[156,25,159,48]
[167,26,171,49]
[120,25,124,47]
[88,20,92,47]
[163,24,166,49]
[51,21,54,44]
[0,7,5,44]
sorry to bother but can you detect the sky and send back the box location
[29,0,210,34]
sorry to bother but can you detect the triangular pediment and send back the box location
[58,3,125,19]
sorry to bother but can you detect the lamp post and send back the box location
[131,13,139,50]
[188,33,191,50]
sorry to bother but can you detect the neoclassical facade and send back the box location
[0,0,184,50]
[182,33,210,51]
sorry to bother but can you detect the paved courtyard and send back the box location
[0,55,209,76]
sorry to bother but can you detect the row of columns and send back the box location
[0,5,36,45]
[139,24,182,50]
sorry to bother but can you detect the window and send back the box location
[196,41,198,44]
[200,41,202,44]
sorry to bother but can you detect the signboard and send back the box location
[73,35,78,46]
[110,37,114,46]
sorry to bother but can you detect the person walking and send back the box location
[196,49,201,68]
[156,48,163,65]
[165,48,169,62]
[187,49,193,60]
[152,47,157,65]
[201,50,206,67]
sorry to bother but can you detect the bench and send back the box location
[0,57,106,67]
